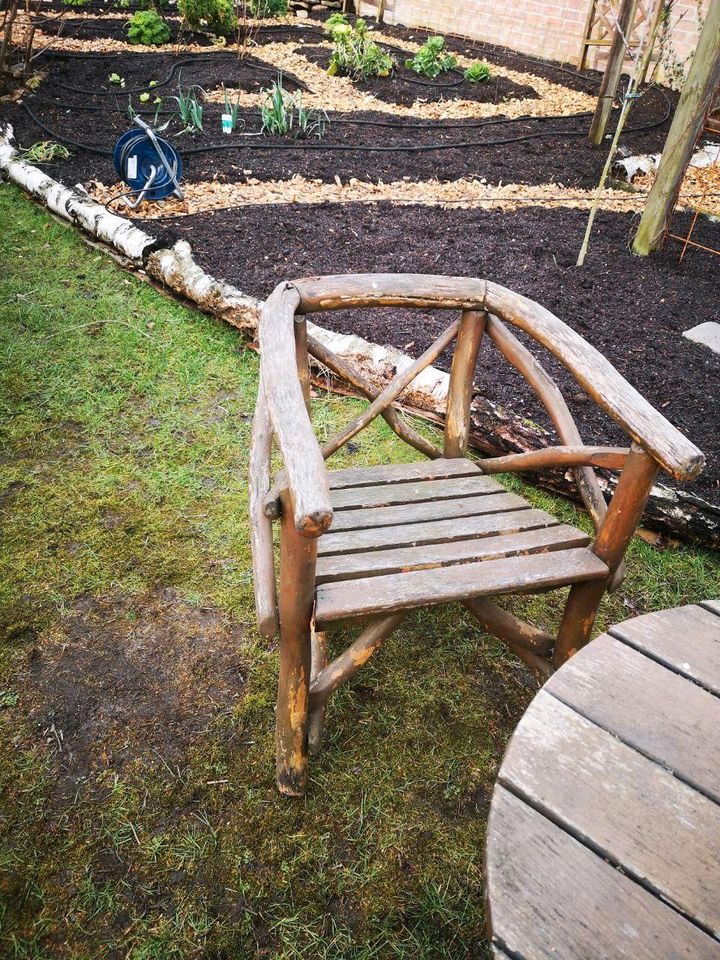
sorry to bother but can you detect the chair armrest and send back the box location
[484,283,705,482]
[259,283,332,537]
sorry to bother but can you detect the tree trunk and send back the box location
[632,0,720,255]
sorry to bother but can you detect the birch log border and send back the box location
[2,123,717,548]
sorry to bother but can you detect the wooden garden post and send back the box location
[589,0,640,144]
[632,0,720,255]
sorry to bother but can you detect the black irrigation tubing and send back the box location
[20,87,671,158]
[49,56,309,95]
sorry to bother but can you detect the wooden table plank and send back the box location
[498,690,720,935]
[486,786,720,960]
[318,507,556,556]
[610,604,720,696]
[546,635,720,803]
[315,547,607,625]
[315,524,590,583]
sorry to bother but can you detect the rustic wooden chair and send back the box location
[249,274,704,796]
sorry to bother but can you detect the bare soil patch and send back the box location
[22,588,247,792]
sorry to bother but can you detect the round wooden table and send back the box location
[485,601,720,960]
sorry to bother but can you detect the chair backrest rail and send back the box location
[486,316,607,531]
[319,317,461,460]
[285,275,703,482]
[307,334,443,462]
[444,310,488,459]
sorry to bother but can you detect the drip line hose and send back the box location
[28,92,598,131]
[51,56,309,96]
[20,85,671,158]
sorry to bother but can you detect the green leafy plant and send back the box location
[324,10,347,33]
[260,75,327,139]
[249,0,288,16]
[178,0,237,36]
[464,60,492,83]
[172,81,204,132]
[126,9,171,45]
[62,0,91,7]
[221,85,242,132]
[108,72,126,87]
[405,35,457,78]
[328,18,395,81]
[20,141,70,164]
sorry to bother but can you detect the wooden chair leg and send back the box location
[554,444,658,667]
[275,491,317,797]
[307,628,328,756]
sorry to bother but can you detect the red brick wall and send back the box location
[358,0,706,79]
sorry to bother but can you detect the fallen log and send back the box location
[2,122,717,548]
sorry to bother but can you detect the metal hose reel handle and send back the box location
[112,117,183,208]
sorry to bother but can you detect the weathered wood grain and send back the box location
[248,384,278,638]
[499,691,720,934]
[486,315,610,536]
[326,458,482,490]
[329,474,503,510]
[315,524,590,583]
[486,786,720,960]
[484,283,704,482]
[327,491,530,532]
[259,284,332,537]
[610,604,720,696]
[290,275,704,481]
[317,506,557,556]
[445,310,487,458]
[478,444,628,475]
[315,548,608,625]
[546,634,720,802]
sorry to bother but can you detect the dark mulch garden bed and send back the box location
[299,43,539,106]
[150,202,720,502]
[4,43,676,191]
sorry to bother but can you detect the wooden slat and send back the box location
[546,635,720,803]
[499,691,720,935]
[318,507,559,556]
[701,599,720,617]
[486,786,720,960]
[330,474,503,511]
[326,458,481,490]
[610,604,720,697]
[315,524,590,584]
[328,492,529,533]
[315,548,608,625]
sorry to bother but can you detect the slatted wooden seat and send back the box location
[249,274,704,795]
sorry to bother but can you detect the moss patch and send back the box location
[1,183,718,959]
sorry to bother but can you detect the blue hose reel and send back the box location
[113,117,183,207]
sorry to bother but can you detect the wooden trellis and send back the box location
[578,0,663,71]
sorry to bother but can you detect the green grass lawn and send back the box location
[1,182,718,960]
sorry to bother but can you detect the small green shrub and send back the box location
[324,11,347,33]
[405,35,457,78]
[62,0,90,7]
[179,0,237,35]
[464,60,492,83]
[328,18,395,80]
[249,0,288,16]
[260,75,327,139]
[127,9,171,45]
